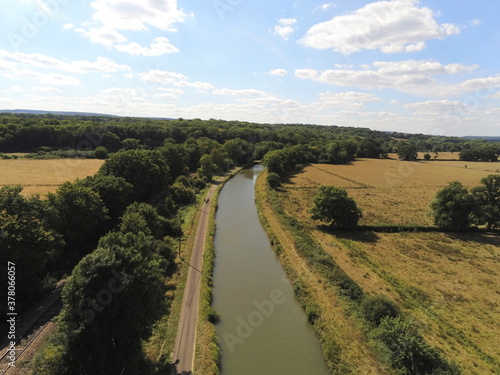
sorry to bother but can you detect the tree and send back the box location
[48,182,108,261]
[198,154,217,180]
[310,186,362,229]
[223,138,255,165]
[396,141,418,161]
[266,172,282,189]
[99,150,170,202]
[94,146,109,159]
[430,181,475,230]
[423,153,431,161]
[471,174,500,230]
[57,232,166,374]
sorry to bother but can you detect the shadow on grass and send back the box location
[446,231,500,246]
[317,224,380,243]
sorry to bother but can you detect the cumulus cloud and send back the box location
[138,69,214,90]
[76,0,189,56]
[268,68,288,76]
[295,59,481,96]
[213,88,271,97]
[273,18,298,40]
[0,49,131,74]
[318,91,382,108]
[299,0,460,54]
[90,0,188,31]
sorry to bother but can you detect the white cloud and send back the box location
[300,0,460,54]
[213,88,271,97]
[90,0,188,31]
[317,91,382,108]
[4,70,80,85]
[114,37,179,56]
[138,69,214,90]
[295,60,480,97]
[76,0,189,56]
[0,49,131,74]
[273,18,298,40]
[313,3,334,12]
[63,23,74,30]
[268,68,288,77]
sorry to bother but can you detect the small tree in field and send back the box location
[310,186,362,229]
[471,174,500,230]
[266,172,281,189]
[430,181,475,230]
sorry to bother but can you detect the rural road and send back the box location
[171,182,219,374]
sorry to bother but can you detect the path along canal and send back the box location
[212,165,330,375]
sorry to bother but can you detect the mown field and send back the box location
[288,158,499,226]
[272,158,500,374]
[0,159,104,196]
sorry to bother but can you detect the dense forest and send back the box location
[1,113,499,374]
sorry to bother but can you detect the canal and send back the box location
[212,165,330,374]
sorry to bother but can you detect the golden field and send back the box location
[288,159,499,226]
[0,159,104,196]
[265,159,500,374]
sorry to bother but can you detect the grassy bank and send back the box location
[255,168,468,374]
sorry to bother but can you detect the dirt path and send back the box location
[171,182,219,374]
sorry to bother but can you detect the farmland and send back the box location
[258,158,500,374]
[0,159,104,196]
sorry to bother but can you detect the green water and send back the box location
[212,165,330,375]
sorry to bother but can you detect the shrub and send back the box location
[266,172,282,189]
[361,295,400,326]
[424,153,431,160]
[94,146,109,159]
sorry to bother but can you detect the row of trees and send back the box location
[430,175,500,230]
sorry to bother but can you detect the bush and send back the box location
[94,146,109,159]
[266,172,282,189]
[361,295,400,326]
[424,153,431,160]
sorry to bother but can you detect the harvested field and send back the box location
[0,159,104,196]
[287,159,499,226]
[271,159,500,374]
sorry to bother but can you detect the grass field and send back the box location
[268,159,500,374]
[288,158,499,226]
[0,159,104,196]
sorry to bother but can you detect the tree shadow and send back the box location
[446,231,500,246]
[317,224,380,243]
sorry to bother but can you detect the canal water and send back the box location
[212,165,330,375]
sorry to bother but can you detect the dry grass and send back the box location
[287,159,499,226]
[276,159,500,374]
[0,159,104,196]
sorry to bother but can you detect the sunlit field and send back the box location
[273,159,500,374]
[0,159,104,196]
[287,159,500,226]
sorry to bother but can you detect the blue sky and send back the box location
[0,0,499,136]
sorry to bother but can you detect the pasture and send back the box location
[0,159,104,196]
[287,158,499,226]
[275,158,500,374]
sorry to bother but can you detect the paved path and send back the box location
[171,183,218,374]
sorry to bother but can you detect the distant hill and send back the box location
[462,136,500,142]
[0,109,174,120]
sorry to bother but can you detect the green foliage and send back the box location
[424,153,431,160]
[99,149,170,202]
[311,185,362,229]
[223,138,255,165]
[94,146,109,159]
[319,140,357,164]
[459,143,500,162]
[266,172,282,189]
[120,202,171,240]
[397,141,418,161]
[170,181,196,206]
[471,174,500,229]
[375,316,460,375]
[430,182,475,230]
[48,182,108,260]
[361,295,400,326]
[57,232,166,374]
[77,175,134,224]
